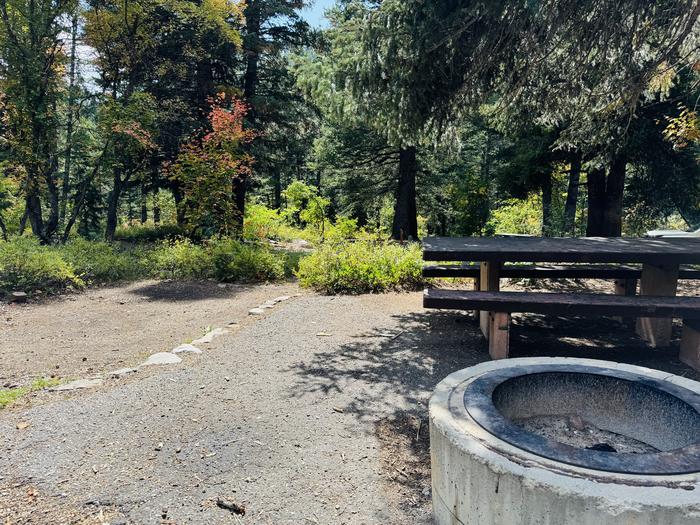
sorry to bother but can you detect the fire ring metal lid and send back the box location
[463,364,700,475]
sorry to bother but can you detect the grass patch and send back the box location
[0,377,61,409]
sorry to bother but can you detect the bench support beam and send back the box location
[488,312,511,360]
[636,263,679,347]
[614,278,637,325]
[680,320,700,372]
[479,261,501,339]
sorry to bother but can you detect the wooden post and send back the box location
[613,278,637,325]
[489,312,511,360]
[479,261,501,339]
[636,263,679,348]
[472,275,481,321]
[680,320,700,372]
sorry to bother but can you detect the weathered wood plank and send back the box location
[636,263,680,348]
[680,319,700,372]
[479,261,501,339]
[488,312,511,360]
[422,263,700,280]
[423,237,700,264]
[423,289,700,319]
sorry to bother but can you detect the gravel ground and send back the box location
[2,280,699,524]
[0,280,301,387]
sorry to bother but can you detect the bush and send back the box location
[209,238,286,282]
[297,241,423,294]
[114,223,186,243]
[59,238,143,283]
[147,238,212,280]
[0,237,83,294]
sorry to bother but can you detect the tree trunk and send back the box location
[273,170,282,209]
[586,168,606,237]
[602,154,626,237]
[61,14,79,225]
[172,184,186,226]
[391,147,418,241]
[0,215,7,241]
[105,170,122,241]
[25,189,46,242]
[140,180,148,224]
[541,173,553,237]
[232,0,262,233]
[563,152,582,236]
[153,193,161,224]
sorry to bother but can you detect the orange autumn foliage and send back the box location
[168,94,255,237]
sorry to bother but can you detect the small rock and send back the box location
[155,442,163,451]
[224,376,230,382]
[140,353,182,367]
[49,378,103,392]
[16,421,30,430]
[259,302,275,309]
[217,283,227,289]
[8,292,27,303]
[248,308,265,316]
[192,328,228,345]
[108,367,137,379]
[172,344,203,355]
[273,296,291,303]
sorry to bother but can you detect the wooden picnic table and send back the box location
[423,236,700,348]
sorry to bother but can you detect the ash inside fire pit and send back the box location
[514,415,660,454]
[461,365,700,474]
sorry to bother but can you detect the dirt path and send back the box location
[0,280,301,387]
[2,280,699,524]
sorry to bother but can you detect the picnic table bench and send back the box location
[423,236,700,371]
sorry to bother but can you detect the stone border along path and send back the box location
[46,294,297,393]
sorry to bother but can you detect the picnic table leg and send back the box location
[479,261,501,339]
[635,263,679,348]
[489,312,511,360]
[680,319,700,372]
[613,278,637,325]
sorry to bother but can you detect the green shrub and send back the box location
[486,195,543,236]
[147,239,213,279]
[114,223,186,243]
[59,238,142,283]
[0,237,83,294]
[297,241,423,294]
[209,238,286,282]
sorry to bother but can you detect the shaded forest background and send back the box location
[1,0,699,249]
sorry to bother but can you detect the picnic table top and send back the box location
[422,236,700,264]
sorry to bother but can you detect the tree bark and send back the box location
[273,169,282,209]
[140,180,148,224]
[60,14,79,225]
[391,146,418,241]
[541,173,553,237]
[602,154,626,237]
[563,152,582,235]
[25,190,46,242]
[232,0,262,233]
[586,168,606,237]
[105,169,122,241]
[0,215,7,241]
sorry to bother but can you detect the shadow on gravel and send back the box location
[289,310,698,421]
[128,281,256,302]
[288,308,700,518]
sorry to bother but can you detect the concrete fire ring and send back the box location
[430,358,700,525]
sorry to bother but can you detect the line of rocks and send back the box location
[47,295,295,393]
[248,295,292,316]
